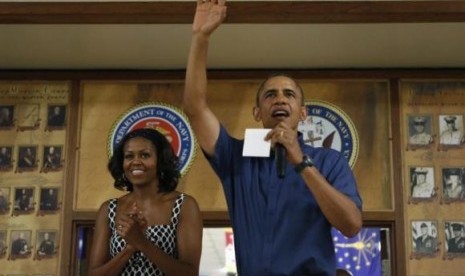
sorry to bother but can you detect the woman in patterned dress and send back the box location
[88,128,203,276]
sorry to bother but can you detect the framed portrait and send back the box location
[0,145,14,171]
[411,220,439,258]
[444,221,465,259]
[0,187,11,215]
[438,114,465,147]
[408,166,436,203]
[13,187,35,215]
[407,114,434,148]
[46,104,67,129]
[9,230,32,260]
[0,230,7,258]
[16,103,40,131]
[39,187,60,214]
[35,230,58,260]
[41,145,63,172]
[16,145,38,172]
[0,105,15,129]
[441,167,465,203]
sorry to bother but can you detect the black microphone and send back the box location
[275,143,286,178]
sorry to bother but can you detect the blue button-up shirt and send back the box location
[206,126,362,276]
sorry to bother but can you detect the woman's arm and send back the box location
[87,200,136,276]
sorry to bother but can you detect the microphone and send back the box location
[275,143,286,178]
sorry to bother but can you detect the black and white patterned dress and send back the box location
[108,193,185,275]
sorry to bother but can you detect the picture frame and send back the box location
[46,104,67,130]
[438,114,465,148]
[407,114,434,149]
[16,145,38,172]
[0,105,15,129]
[0,145,14,171]
[12,187,35,215]
[9,230,32,260]
[41,145,63,172]
[0,230,7,258]
[38,187,60,215]
[444,221,465,259]
[0,187,11,215]
[35,230,58,260]
[441,167,465,203]
[408,166,437,203]
[411,220,439,258]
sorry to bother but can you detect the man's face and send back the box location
[417,174,426,183]
[447,122,455,130]
[414,123,425,133]
[421,226,428,235]
[449,175,459,184]
[253,76,306,129]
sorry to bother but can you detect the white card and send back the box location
[242,128,271,157]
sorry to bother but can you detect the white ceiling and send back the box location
[2,22,465,70]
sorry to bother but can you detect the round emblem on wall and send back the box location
[298,100,359,168]
[108,103,196,176]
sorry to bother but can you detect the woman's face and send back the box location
[122,137,158,188]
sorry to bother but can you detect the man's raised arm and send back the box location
[183,0,227,156]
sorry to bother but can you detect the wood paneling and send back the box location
[1,1,465,24]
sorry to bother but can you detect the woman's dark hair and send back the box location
[107,128,180,193]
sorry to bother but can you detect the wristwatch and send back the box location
[294,155,314,173]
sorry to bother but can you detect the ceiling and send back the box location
[1,1,465,70]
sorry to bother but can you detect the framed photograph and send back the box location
[407,114,434,148]
[0,145,13,171]
[41,145,63,172]
[16,145,38,172]
[13,187,35,215]
[46,104,67,129]
[439,114,465,147]
[35,230,57,260]
[16,103,40,131]
[444,221,465,259]
[9,230,32,259]
[408,166,436,203]
[0,187,11,215]
[442,167,465,203]
[0,230,7,258]
[0,105,15,128]
[411,220,439,258]
[39,187,60,214]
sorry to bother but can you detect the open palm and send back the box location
[193,0,227,35]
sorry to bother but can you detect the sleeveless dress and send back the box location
[108,193,185,275]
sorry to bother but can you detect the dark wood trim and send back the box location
[72,210,396,226]
[60,81,82,276]
[2,68,465,81]
[389,78,406,276]
[1,1,465,24]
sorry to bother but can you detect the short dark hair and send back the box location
[255,73,305,106]
[107,128,180,193]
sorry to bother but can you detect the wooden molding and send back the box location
[1,1,465,24]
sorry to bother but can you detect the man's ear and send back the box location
[252,106,261,122]
[299,106,307,121]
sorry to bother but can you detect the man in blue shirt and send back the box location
[183,0,363,274]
